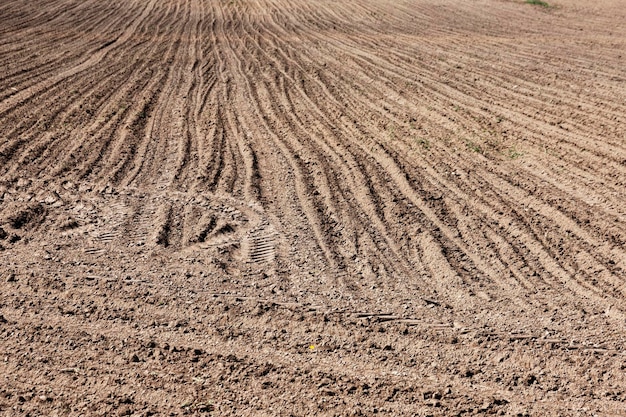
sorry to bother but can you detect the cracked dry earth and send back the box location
[1,0,626,415]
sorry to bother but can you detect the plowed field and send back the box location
[1,0,625,415]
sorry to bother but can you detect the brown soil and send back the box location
[1,0,625,415]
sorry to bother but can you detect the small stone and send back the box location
[43,194,58,204]
[425,399,441,407]
[320,388,336,396]
[318,378,333,387]
[16,178,31,188]
[480,400,492,411]
[196,403,215,412]
[6,272,16,282]
[130,353,140,363]
[0,314,7,324]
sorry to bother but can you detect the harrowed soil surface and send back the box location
[1,0,626,415]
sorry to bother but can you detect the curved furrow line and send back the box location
[0,0,134,51]
[169,2,208,192]
[218,110,249,196]
[488,163,626,244]
[404,91,626,270]
[0,55,92,102]
[419,61,626,160]
[443,161,624,308]
[101,73,171,189]
[392,123,626,286]
[168,0,207,190]
[190,115,221,190]
[0,28,106,87]
[272,87,482,302]
[206,75,242,195]
[53,4,185,182]
[282,104,424,282]
[143,8,199,187]
[0,45,126,133]
[200,111,227,193]
[63,75,165,186]
[512,157,626,223]
[213,44,260,199]
[234,34,347,204]
[111,17,193,187]
[395,95,626,228]
[503,36,626,80]
[83,84,161,188]
[380,148,575,313]
[439,41,626,133]
[193,20,232,194]
[448,72,626,167]
[0,53,122,128]
[424,103,626,208]
[479,174,626,293]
